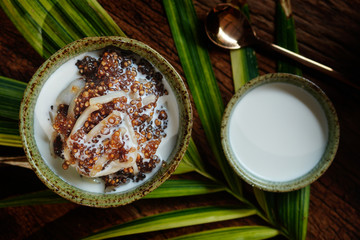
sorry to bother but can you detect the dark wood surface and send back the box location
[1,0,359,239]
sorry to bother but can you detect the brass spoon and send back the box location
[205,3,358,89]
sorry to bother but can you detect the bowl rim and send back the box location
[20,36,193,207]
[221,73,340,192]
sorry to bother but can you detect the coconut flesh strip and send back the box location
[64,89,144,177]
[142,94,157,106]
[50,78,85,122]
[67,90,83,121]
[89,91,127,105]
[63,104,101,163]
[75,111,139,177]
[90,111,139,177]
[90,91,157,107]
[50,78,85,160]
[68,104,101,137]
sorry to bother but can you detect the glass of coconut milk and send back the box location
[221,73,339,192]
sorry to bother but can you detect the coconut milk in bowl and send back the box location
[20,37,192,207]
[221,73,339,192]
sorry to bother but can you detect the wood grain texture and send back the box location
[0,0,359,239]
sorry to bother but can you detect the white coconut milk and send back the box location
[228,82,328,182]
[34,50,179,193]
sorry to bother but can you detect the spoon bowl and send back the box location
[205,3,256,49]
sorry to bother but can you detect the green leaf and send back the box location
[174,161,195,174]
[174,138,200,175]
[171,226,279,240]
[0,133,22,148]
[0,77,25,147]
[0,179,225,207]
[178,138,218,182]
[0,190,68,208]
[230,48,258,91]
[0,0,126,59]
[275,0,302,75]
[163,0,244,199]
[0,76,27,121]
[143,179,225,199]
[0,119,22,147]
[0,120,19,136]
[82,206,257,240]
[230,5,258,91]
[254,187,310,240]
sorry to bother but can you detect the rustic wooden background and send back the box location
[0,0,359,239]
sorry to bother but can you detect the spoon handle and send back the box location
[255,38,359,90]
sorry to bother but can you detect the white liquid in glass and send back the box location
[228,82,328,182]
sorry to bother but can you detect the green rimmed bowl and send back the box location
[20,36,193,207]
[221,73,339,192]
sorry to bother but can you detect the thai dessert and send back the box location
[50,48,173,190]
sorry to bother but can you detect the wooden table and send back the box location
[0,0,359,239]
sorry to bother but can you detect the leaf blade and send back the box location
[0,190,68,208]
[254,187,310,240]
[0,133,22,148]
[0,119,22,147]
[0,0,126,59]
[230,4,258,91]
[82,205,257,240]
[163,0,244,199]
[143,179,225,199]
[0,179,225,207]
[275,0,302,75]
[0,76,27,121]
[171,226,279,240]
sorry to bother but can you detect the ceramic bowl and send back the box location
[221,73,339,192]
[20,36,192,207]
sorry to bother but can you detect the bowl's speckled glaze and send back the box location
[20,37,192,207]
[221,73,339,192]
